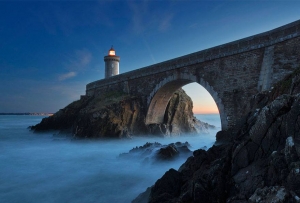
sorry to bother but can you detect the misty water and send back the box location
[0,115,220,203]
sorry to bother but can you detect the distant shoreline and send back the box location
[0,113,219,116]
[194,113,220,115]
[0,113,53,116]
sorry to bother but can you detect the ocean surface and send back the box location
[0,114,221,203]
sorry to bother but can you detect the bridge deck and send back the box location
[87,20,300,91]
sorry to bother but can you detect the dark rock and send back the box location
[132,187,151,203]
[232,159,267,198]
[215,129,232,144]
[156,144,179,160]
[149,169,183,203]
[133,67,300,203]
[285,137,299,164]
[249,186,291,203]
[119,142,162,161]
[119,142,192,163]
[286,161,300,196]
[31,89,213,138]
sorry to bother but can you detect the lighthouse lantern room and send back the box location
[104,46,120,78]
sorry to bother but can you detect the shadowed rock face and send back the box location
[119,142,193,164]
[31,88,212,138]
[132,68,300,203]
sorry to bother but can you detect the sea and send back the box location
[0,114,221,203]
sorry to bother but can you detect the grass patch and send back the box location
[272,66,300,95]
[89,91,131,112]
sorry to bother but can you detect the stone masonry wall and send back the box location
[85,20,300,130]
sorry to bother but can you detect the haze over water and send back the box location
[0,115,220,203]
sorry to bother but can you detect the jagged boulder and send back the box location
[30,98,92,133]
[119,142,192,163]
[249,186,290,203]
[146,89,213,136]
[148,169,183,203]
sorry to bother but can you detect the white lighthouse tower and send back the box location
[104,46,120,78]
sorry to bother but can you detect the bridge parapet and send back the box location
[86,20,300,94]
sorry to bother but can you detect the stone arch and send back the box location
[146,73,228,130]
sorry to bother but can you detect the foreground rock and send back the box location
[31,89,213,138]
[119,142,193,163]
[133,68,300,203]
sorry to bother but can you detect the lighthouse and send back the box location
[104,46,120,78]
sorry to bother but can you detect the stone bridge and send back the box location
[86,20,300,131]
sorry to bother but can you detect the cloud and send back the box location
[128,1,174,35]
[159,13,173,32]
[57,48,92,81]
[188,23,198,29]
[128,0,149,35]
[58,71,77,81]
[31,2,114,36]
[142,37,156,63]
[66,49,92,71]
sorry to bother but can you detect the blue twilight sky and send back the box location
[0,0,300,113]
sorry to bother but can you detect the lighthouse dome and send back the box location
[108,47,116,56]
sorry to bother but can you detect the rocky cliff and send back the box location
[133,67,300,203]
[119,141,193,163]
[31,88,212,138]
